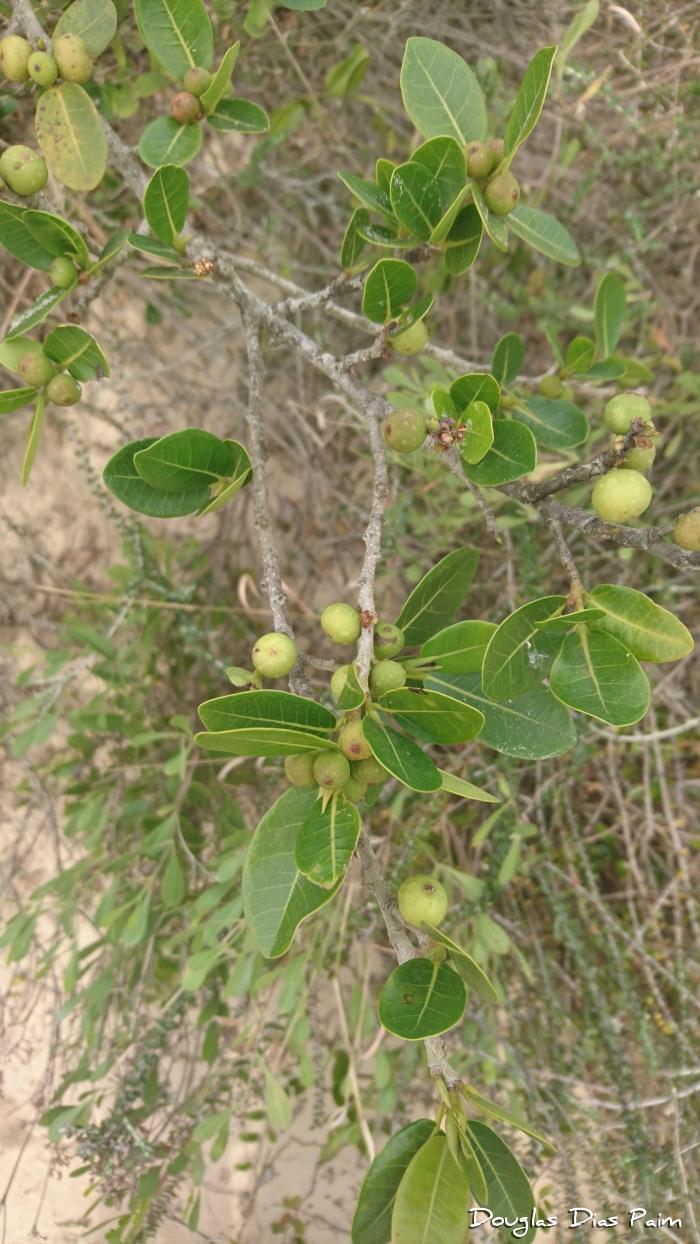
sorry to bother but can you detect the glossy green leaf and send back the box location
[444,204,482,275]
[198,440,253,514]
[584,358,626,380]
[54,0,117,56]
[438,770,499,803]
[430,388,457,421]
[335,663,365,712]
[504,46,556,160]
[428,185,471,246]
[549,629,650,726]
[128,233,182,262]
[144,165,189,251]
[21,392,47,485]
[362,717,441,792]
[514,396,588,448]
[375,159,396,195]
[0,387,38,415]
[421,620,497,674]
[450,372,500,414]
[43,325,110,380]
[195,728,340,757]
[612,354,655,386]
[397,547,479,646]
[425,672,577,760]
[134,428,235,492]
[362,259,417,324]
[421,922,498,1002]
[36,84,108,192]
[594,272,626,358]
[507,203,581,266]
[200,43,239,110]
[461,419,536,486]
[534,608,604,633]
[338,172,395,221]
[411,137,466,213]
[207,98,269,133]
[134,0,213,77]
[466,1121,536,1242]
[94,231,125,266]
[138,118,202,169]
[198,689,336,735]
[23,211,91,269]
[378,960,466,1040]
[379,688,484,744]
[482,596,566,701]
[103,437,211,517]
[242,787,341,958]
[491,333,524,385]
[400,37,486,144]
[357,222,407,249]
[463,1089,554,1150]
[294,794,360,887]
[470,181,508,253]
[341,208,369,271]
[351,1119,434,1244]
[589,584,693,663]
[0,203,55,272]
[460,399,494,463]
[7,288,71,338]
[390,162,442,241]
[566,335,596,373]
[392,1135,470,1244]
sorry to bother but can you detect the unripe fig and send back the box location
[484,172,520,215]
[673,508,700,551]
[351,756,387,785]
[591,469,652,522]
[342,776,367,803]
[604,392,652,434]
[369,659,406,698]
[19,351,54,386]
[330,664,351,700]
[488,138,505,161]
[338,719,372,762]
[28,50,57,85]
[560,383,574,402]
[171,90,201,124]
[52,34,92,84]
[538,374,562,399]
[183,66,211,97]
[382,408,427,454]
[251,631,297,677]
[0,145,48,195]
[49,255,78,288]
[373,621,404,659]
[466,140,494,179]
[397,875,448,927]
[619,441,656,472]
[312,751,351,790]
[321,603,361,645]
[499,394,518,410]
[390,319,428,355]
[0,34,32,82]
[284,753,317,787]
[47,372,81,405]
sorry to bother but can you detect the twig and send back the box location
[535,497,699,572]
[590,716,700,744]
[446,449,502,542]
[548,517,583,607]
[505,424,642,504]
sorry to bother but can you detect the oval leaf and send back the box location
[242,786,341,958]
[589,584,693,663]
[338,172,395,221]
[6,287,71,339]
[444,203,482,275]
[465,1121,536,1243]
[294,794,360,888]
[411,137,466,212]
[392,1135,470,1244]
[503,46,556,160]
[362,259,417,324]
[362,716,441,793]
[421,620,497,674]
[379,687,484,744]
[549,629,650,726]
[144,165,189,249]
[390,162,441,241]
[400,37,486,144]
[595,272,626,358]
[438,770,499,804]
[195,728,340,757]
[491,333,524,385]
[134,0,213,77]
[351,1119,435,1244]
[43,325,110,380]
[507,203,581,265]
[425,672,577,760]
[514,396,588,449]
[0,387,38,415]
[461,418,536,486]
[482,596,567,701]
[378,960,466,1040]
[460,399,494,463]
[397,547,480,645]
[23,211,91,269]
[138,117,203,169]
[207,98,270,133]
[340,208,369,271]
[54,0,117,56]
[134,428,236,492]
[450,373,500,414]
[103,437,210,517]
[0,203,55,272]
[36,84,108,192]
[198,689,336,735]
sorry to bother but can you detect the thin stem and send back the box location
[548,517,584,607]
[446,449,501,542]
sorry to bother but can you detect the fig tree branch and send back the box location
[535,497,699,571]
[446,449,502,543]
[547,517,584,606]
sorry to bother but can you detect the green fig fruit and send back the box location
[320,603,361,645]
[52,33,92,84]
[338,719,372,762]
[47,373,81,405]
[171,90,201,123]
[619,441,656,472]
[465,140,494,179]
[382,408,427,453]
[49,255,78,288]
[251,631,297,677]
[484,172,520,215]
[351,756,387,785]
[591,470,652,522]
[390,319,428,355]
[0,35,32,82]
[603,392,652,434]
[19,351,54,386]
[342,776,367,803]
[673,509,700,551]
[0,145,48,195]
[373,622,404,659]
[183,66,211,97]
[27,50,57,85]
[397,875,448,927]
[312,752,351,790]
[488,138,505,162]
[538,374,562,399]
[369,659,406,698]
[284,753,317,787]
[330,664,351,700]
